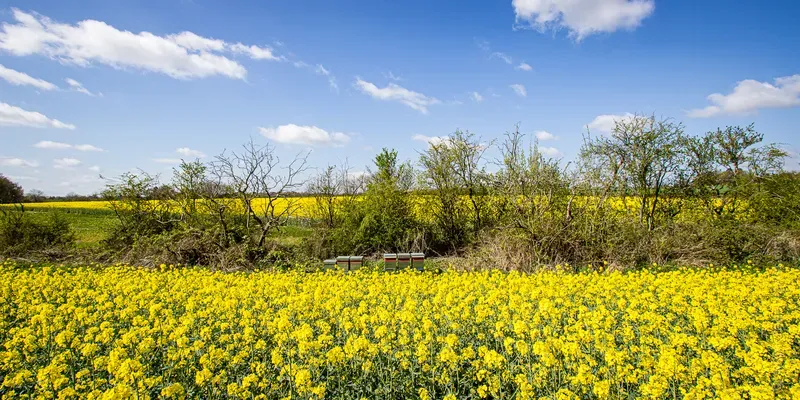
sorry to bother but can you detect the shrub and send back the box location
[0,208,75,256]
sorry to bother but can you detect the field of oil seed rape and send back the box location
[12,195,735,223]
[2,263,799,400]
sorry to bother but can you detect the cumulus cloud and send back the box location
[53,157,81,168]
[260,124,351,147]
[510,84,527,97]
[355,78,440,114]
[412,134,449,147]
[471,92,484,103]
[585,113,636,134]
[0,157,38,167]
[688,75,800,118]
[0,9,282,80]
[535,130,557,140]
[0,102,75,129]
[516,63,533,72]
[539,146,562,157]
[0,63,57,90]
[33,141,103,151]
[513,0,655,40]
[176,147,206,158]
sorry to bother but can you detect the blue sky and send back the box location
[1,0,798,195]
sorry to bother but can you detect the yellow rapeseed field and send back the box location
[1,262,798,399]
[15,195,731,223]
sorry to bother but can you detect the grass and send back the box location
[17,207,117,247]
[2,206,313,248]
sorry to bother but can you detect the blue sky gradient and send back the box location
[1,0,798,195]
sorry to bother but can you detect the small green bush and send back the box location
[0,210,75,256]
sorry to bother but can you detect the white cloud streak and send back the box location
[65,78,99,96]
[0,102,75,129]
[260,124,351,147]
[0,157,38,167]
[355,78,440,114]
[491,52,513,64]
[512,0,655,40]
[510,84,527,97]
[688,74,800,118]
[0,63,57,90]
[53,157,81,168]
[33,141,103,151]
[176,147,206,158]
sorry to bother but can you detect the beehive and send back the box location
[383,253,397,271]
[398,253,411,269]
[411,253,425,271]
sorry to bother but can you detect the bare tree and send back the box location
[212,139,310,247]
[581,114,684,230]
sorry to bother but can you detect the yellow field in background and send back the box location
[16,195,736,223]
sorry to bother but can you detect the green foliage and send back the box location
[0,207,75,256]
[101,171,176,248]
[0,174,23,204]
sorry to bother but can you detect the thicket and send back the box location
[2,116,798,270]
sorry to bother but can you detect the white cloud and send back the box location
[513,0,655,40]
[176,147,206,158]
[229,43,280,60]
[510,84,527,97]
[167,31,225,52]
[412,134,449,146]
[0,157,38,167]
[0,102,75,129]
[33,140,103,151]
[58,174,101,187]
[471,92,484,103]
[354,78,440,114]
[584,113,636,134]
[539,146,562,157]
[0,9,282,80]
[688,75,800,118]
[74,144,102,151]
[33,140,71,149]
[516,63,533,72]
[6,175,39,182]
[65,78,99,96]
[88,165,100,172]
[314,64,338,91]
[53,157,81,168]
[260,124,351,147]
[491,52,513,64]
[535,130,557,140]
[153,158,182,164]
[0,63,57,90]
